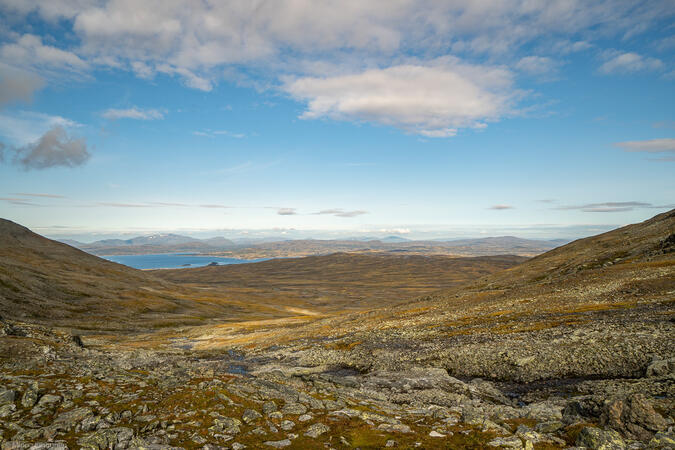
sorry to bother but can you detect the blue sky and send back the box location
[0,1,673,241]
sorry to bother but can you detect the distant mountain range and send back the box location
[61,232,566,258]
[61,233,236,255]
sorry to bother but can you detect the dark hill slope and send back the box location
[0,219,264,331]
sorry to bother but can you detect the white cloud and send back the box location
[1,0,674,137]
[599,52,663,74]
[101,107,165,120]
[515,56,559,76]
[489,205,515,210]
[284,59,518,137]
[3,1,672,86]
[277,208,297,216]
[0,34,88,71]
[614,138,675,153]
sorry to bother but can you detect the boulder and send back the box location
[601,394,668,440]
[576,427,625,450]
[304,423,329,438]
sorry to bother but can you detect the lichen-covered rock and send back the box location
[648,431,675,448]
[77,427,134,449]
[0,389,15,405]
[645,358,675,377]
[262,401,277,414]
[211,417,241,435]
[263,439,291,448]
[304,423,329,438]
[21,383,39,409]
[281,403,307,415]
[53,407,94,430]
[241,409,262,424]
[487,436,523,449]
[576,427,625,450]
[0,403,16,418]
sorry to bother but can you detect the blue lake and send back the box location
[103,253,267,270]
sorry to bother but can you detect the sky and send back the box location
[0,0,673,241]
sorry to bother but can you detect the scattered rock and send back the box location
[487,436,523,448]
[263,439,291,448]
[77,427,134,449]
[21,383,39,408]
[281,403,307,415]
[304,423,329,438]
[242,409,262,424]
[0,389,16,405]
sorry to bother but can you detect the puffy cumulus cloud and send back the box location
[0,34,88,71]
[285,60,517,137]
[599,52,663,74]
[614,138,675,153]
[12,126,90,170]
[0,63,44,107]
[101,107,165,120]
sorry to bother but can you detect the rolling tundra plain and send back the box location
[0,211,673,449]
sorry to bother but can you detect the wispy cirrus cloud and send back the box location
[101,107,165,120]
[277,208,297,216]
[199,204,230,209]
[97,202,152,208]
[489,204,514,210]
[0,196,43,206]
[11,192,66,198]
[555,201,653,212]
[614,138,675,161]
[599,51,663,74]
[614,138,675,153]
[314,209,368,218]
[193,129,246,138]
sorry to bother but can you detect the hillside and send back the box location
[0,212,673,449]
[0,219,297,331]
[155,253,526,313]
[206,209,673,381]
